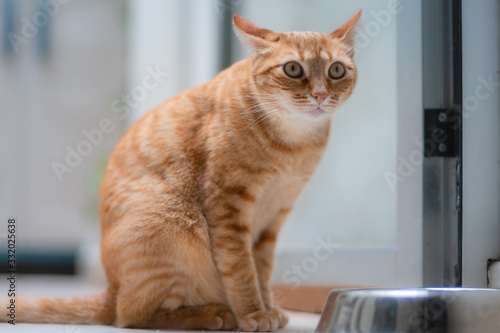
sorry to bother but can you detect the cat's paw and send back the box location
[271,306,289,328]
[205,304,237,330]
[238,310,279,331]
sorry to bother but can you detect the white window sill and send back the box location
[1,275,320,332]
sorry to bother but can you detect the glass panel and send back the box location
[462,0,500,287]
[234,0,398,250]
[1,0,423,286]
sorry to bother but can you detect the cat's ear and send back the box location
[233,15,280,53]
[329,10,362,56]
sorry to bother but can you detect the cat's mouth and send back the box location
[306,107,327,118]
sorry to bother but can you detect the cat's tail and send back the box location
[1,290,115,325]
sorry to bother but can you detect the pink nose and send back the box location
[311,91,328,104]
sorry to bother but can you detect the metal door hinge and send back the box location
[487,259,500,288]
[424,108,460,157]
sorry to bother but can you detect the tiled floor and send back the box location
[0,275,320,333]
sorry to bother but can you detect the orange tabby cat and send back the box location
[7,12,361,331]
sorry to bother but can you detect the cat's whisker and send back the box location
[237,91,279,97]
[239,91,276,96]
[238,94,279,103]
[243,108,283,126]
[243,102,282,113]
[242,102,283,118]
[246,108,276,124]
[245,112,272,134]
[244,108,284,135]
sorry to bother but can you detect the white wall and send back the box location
[126,0,220,124]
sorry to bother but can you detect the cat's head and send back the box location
[233,11,361,123]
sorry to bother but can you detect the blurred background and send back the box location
[2,0,498,295]
[0,0,398,284]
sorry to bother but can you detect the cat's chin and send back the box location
[279,104,331,122]
[306,107,328,118]
[291,107,332,122]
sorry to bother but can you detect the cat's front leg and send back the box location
[253,215,290,328]
[209,204,280,331]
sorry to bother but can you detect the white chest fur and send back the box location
[250,173,310,241]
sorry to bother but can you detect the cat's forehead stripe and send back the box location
[286,31,324,38]
[282,32,339,61]
[290,47,331,63]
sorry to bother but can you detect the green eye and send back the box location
[284,61,303,78]
[328,62,345,79]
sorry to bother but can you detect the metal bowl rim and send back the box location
[327,287,500,297]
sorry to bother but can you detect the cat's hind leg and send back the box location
[113,262,235,330]
[107,212,230,329]
[146,304,236,330]
[116,290,235,330]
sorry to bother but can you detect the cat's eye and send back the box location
[328,62,346,79]
[283,61,303,78]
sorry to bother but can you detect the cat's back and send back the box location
[99,58,253,226]
[104,56,254,179]
[111,56,252,157]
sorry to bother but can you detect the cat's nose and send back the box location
[311,91,328,104]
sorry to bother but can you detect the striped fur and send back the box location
[6,12,361,331]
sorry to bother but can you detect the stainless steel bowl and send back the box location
[315,288,500,333]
